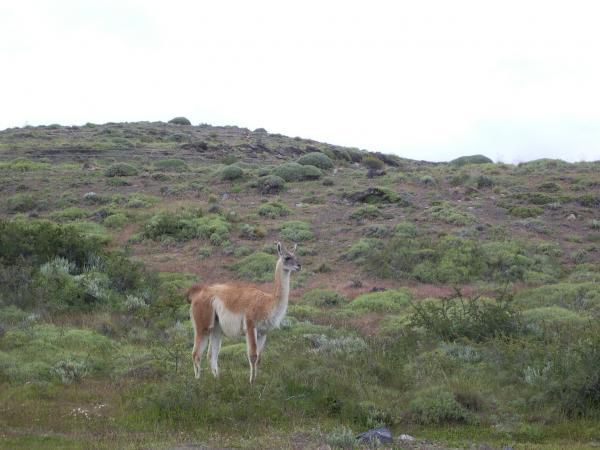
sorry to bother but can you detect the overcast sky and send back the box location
[1,0,600,163]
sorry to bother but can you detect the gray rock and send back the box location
[356,427,393,445]
[399,434,415,441]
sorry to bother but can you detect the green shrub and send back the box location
[514,283,600,313]
[34,260,112,311]
[297,152,334,170]
[509,205,544,218]
[517,158,569,172]
[410,386,471,424]
[362,224,389,238]
[346,147,364,163]
[220,165,244,181]
[325,426,355,449]
[6,194,38,212]
[538,182,561,193]
[523,307,589,335]
[144,210,230,244]
[512,192,555,205]
[476,175,494,188]
[545,326,600,417]
[449,171,470,186]
[0,219,103,268]
[520,323,600,417]
[232,252,277,282]
[272,162,322,182]
[272,162,306,182]
[394,221,418,238]
[50,207,87,222]
[0,324,116,382]
[350,205,381,220]
[429,202,476,226]
[107,178,131,187]
[104,252,153,294]
[438,342,482,363]
[168,117,191,125]
[0,305,30,327]
[481,240,559,284]
[420,175,435,185]
[279,221,313,242]
[258,201,291,218]
[413,237,485,284]
[0,158,50,171]
[362,231,559,284]
[259,175,286,194]
[300,164,322,180]
[52,359,89,384]
[344,187,406,205]
[304,334,368,354]
[103,213,128,229]
[577,194,600,208]
[83,192,111,205]
[362,155,385,170]
[67,221,111,244]
[346,238,383,264]
[126,193,160,208]
[104,163,138,177]
[450,154,493,166]
[348,289,411,313]
[302,289,347,307]
[154,159,189,172]
[239,223,267,240]
[515,218,548,234]
[410,295,521,342]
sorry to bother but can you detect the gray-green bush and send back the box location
[297,152,334,170]
[104,163,138,177]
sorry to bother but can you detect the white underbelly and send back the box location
[213,297,244,337]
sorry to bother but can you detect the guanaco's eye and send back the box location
[285,256,292,261]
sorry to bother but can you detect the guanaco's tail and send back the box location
[186,284,205,303]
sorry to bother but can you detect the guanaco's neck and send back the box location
[273,258,291,305]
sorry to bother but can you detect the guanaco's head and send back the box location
[277,242,301,272]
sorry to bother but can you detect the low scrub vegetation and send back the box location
[220,164,244,181]
[272,162,322,181]
[1,121,599,448]
[428,202,476,226]
[143,209,230,245]
[297,152,334,170]
[168,117,191,125]
[450,154,493,166]
[153,159,189,172]
[410,293,521,342]
[279,220,314,242]
[353,230,560,284]
[104,162,138,177]
[349,289,411,313]
[231,252,277,281]
[258,201,291,218]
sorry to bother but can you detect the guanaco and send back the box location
[187,242,301,383]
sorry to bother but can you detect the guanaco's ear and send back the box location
[291,243,297,253]
[276,241,283,256]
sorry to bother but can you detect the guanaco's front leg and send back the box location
[245,319,258,384]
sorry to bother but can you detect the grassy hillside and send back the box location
[1,121,599,449]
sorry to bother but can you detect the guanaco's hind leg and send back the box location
[245,320,258,384]
[190,295,214,379]
[256,333,267,365]
[191,331,208,379]
[208,323,222,378]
